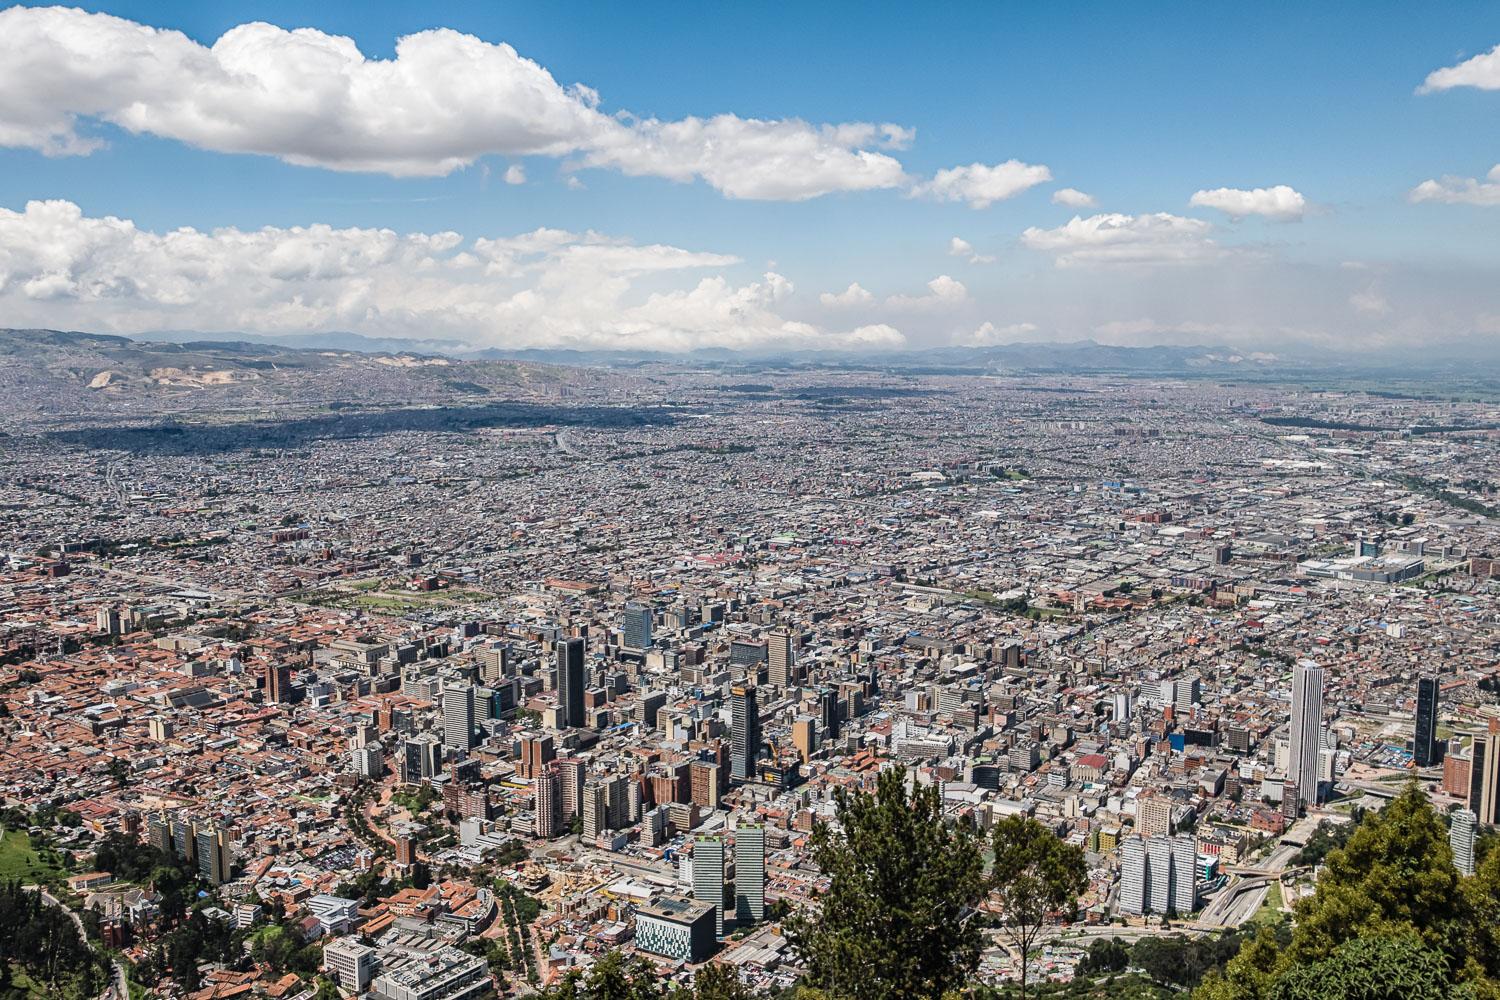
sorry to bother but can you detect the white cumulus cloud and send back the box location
[0,199,905,351]
[1020,213,1225,267]
[1408,165,1500,206]
[503,164,526,185]
[1418,43,1500,93]
[1051,188,1098,208]
[885,274,968,309]
[913,160,1053,209]
[1188,185,1307,221]
[819,282,875,307]
[947,237,994,264]
[0,6,924,201]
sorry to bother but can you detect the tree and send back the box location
[692,961,754,1000]
[785,765,985,1000]
[411,860,431,890]
[535,950,664,1000]
[1077,936,1130,976]
[989,814,1088,1000]
[1267,935,1461,1000]
[1284,782,1462,967]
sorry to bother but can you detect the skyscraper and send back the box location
[1119,836,1148,915]
[1415,676,1441,768]
[735,823,766,924]
[1471,719,1500,825]
[555,758,585,821]
[623,602,652,651]
[196,825,232,886]
[1452,807,1479,875]
[583,780,609,841]
[1147,835,1172,915]
[557,637,587,729]
[534,767,561,839]
[266,660,292,704]
[731,685,760,782]
[768,628,795,688]
[442,685,475,751]
[1170,834,1198,914]
[692,835,726,936]
[1289,662,1325,811]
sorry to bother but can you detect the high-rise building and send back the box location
[442,685,476,751]
[1172,676,1201,717]
[692,835,726,936]
[266,661,292,704]
[605,773,631,829]
[731,685,760,783]
[734,823,766,924]
[1415,676,1441,768]
[582,780,609,841]
[1472,720,1500,825]
[534,767,561,839]
[196,825,232,886]
[1136,797,1172,838]
[95,606,120,634]
[520,733,555,780]
[1170,834,1198,914]
[557,637,587,729]
[1119,836,1147,915]
[479,645,509,683]
[351,745,382,779]
[401,734,443,785]
[323,938,377,993]
[1147,836,1172,915]
[792,716,818,762]
[623,603,653,651]
[768,629,795,688]
[1452,807,1479,875]
[555,758,585,821]
[1289,662,1325,811]
[690,758,722,810]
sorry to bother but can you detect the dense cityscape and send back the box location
[6,340,1500,998]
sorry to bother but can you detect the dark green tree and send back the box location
[990,814,1088,1000]
[784,765,985,1000]
[1267,935,1463,1000]
[692,961,754,1000]
[535,950,664,1000]
[1077,936,1131,976]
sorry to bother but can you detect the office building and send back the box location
[519,733,555,780]
[324,938,377,992]
[634,896,718,963]
[196,825,232,886]
[692,835,726,936]
[1472,720,1500,825]
[534,767,561,839]
[623,602,652,650]
[1147,835,1172,915]
[1289,662,1325,811]
[555,758,585,821]
[401,735,443,785]
[352,744,382,779]
[690,758,722,810]
[478,645,509,683]
[792,716,818,762]
[442,685,476,751]
[1415,676,1441,768]
[582,780,609,841]
[1136,797,1172,838]
[768,628,795,688]
[1119,833,1195,916]
[556,637,587,729]
[369,947,489,1000]
[266,661,292,704]
[731,685,760,782]
[1452,807,1478,875]
[735,823,766,924]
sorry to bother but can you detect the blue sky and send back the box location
[0,1,1498,353]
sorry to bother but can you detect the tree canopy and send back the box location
[785,765,987,1000]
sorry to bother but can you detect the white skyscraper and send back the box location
[1171,834,1198,914]
[1147,836,1173,915]
[1289,661,1325,810]
[1452,808,1478,876]
[1120,836,1147,915]
[443,685,476,751]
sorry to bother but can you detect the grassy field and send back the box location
[1249,882,1284,926]
[0,828,65,882]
